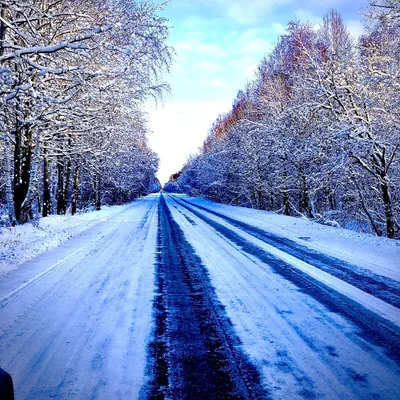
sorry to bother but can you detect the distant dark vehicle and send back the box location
[0,368,14,400]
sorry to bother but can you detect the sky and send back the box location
[147,0,368,185]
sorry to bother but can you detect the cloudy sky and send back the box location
[147,0,368,185]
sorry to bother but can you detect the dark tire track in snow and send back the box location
[145,194,267,400]
[169,195,400,366]
[173,196,400,309]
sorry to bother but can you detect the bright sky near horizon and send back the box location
[147,0,367,186]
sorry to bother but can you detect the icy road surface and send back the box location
[0,193,399,399]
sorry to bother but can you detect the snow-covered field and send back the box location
[0,193,399,399]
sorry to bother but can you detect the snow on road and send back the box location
[0,195,159,399]
[173,194,400,280]
[170,196,400,325]
[0,193,399,399]
[0,202,138,278]
[165,194,400,400]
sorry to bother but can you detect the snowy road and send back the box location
[1,193,400,399]
[0,196,159,399]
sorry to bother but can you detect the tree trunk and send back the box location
[1,3,15,226]
[380,177,395,238]
[269,195,274,211]
[62,158,71,214]
[56,161,64,215]
[282,168,290,216]
[0,6,6,57]
[329,192,336,210]
[37,193,41,214]
[19,133,40,223]
[353,145,396,238]
[376,147,395,238]
[13,128,22,219]
[42,147,51,217]
[95,174,101,211]
[3,136,17,225]
[14,127,32,221]
[71,166,80,216]
[298,168,313,218]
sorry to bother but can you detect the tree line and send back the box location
[0,0,170,225]
[166,1,400,239]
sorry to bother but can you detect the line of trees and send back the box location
[0,0,170,225]
[167,1,400,239]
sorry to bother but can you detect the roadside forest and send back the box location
[0,0,171,225]
[167,1,400,239]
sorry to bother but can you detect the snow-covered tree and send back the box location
[175,7,399,238]
[0,0,172,224]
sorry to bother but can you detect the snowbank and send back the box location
[0,203,134,277]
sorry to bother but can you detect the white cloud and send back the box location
[272,22,286,35]
[237,29,274,55]
[198,42,228,58]
[346,19,365,39]
[228,56,259,73]
[227,3,257,25]
[183,16,206,29]
[198,61,226,74]
[175,42,193,51]
[147,101,231,184]
[238,29,259,42]
[183,16,220,30]
[223,0,294,25]
[308,0,358,5]
[209,79,229,88]
[174,33,227,59]
[294,9,323,27]
[242,37,271,54]
[245,64,258,79]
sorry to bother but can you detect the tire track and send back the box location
[167,195,400,366]
[172,196,400,309]
[144,194,267,399]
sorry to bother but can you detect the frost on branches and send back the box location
[168,3,400,239]
[0,0,172,225]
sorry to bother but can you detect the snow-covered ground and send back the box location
[168,196,400,324]
[0,195,159,399]
[166,195,400,399]
[173,194,400,280]
[0,193,399,399]
[0,202,137,278]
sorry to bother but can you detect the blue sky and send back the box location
[147,0,368,185]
